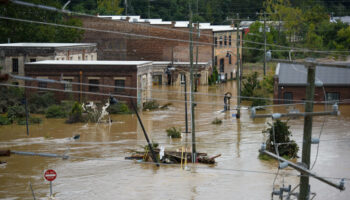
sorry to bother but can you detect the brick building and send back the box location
[78,15,214,64]
[25,60,152,105]
[0,43,97,85]
[274,62,350,104]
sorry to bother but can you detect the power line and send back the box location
[6,0,350,56]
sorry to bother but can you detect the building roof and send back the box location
[0,43,96,48]
[26,60,152,66]
[276,62,350,86]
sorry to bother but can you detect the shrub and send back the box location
[211,118,222,125]
[143,100,160,111]
[0,115,11,125]
[46,105,67,118]
[107,102,131,114]
[262,120,299,159]
[28,92,55,114]
[7,105,26,123]
[66,102,84,124]
[16,117,42,125]
[166,127,181,138]
[208,66,219,85]
[0,87,24,113]
[144,142,159,151]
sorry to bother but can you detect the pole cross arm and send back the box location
[260,150,346,191]
[251,110,339,119]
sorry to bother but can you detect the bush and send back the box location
[211,118,222,125]
[0,115,11,125]
[0,87,24,113]
[28,92,55,114]
[7,105,26,123]
[107,102,131,114]
[208,66,219,85]
[16,117,42,125]
[166,127,181,138]
[143,100,160,111]
[66,102,84,124]
[144,142,159,151]
[262,120,299,159]
[46,105,67,118]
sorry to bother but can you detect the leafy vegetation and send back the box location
[144,142,159,151]
[66,102,84,124]
[143,100,160,111]
[166,127,182,138]
[107,102,131,114]
[0,115,11,125]
[208,66,219,85]
[262,120,299,159]
[211,118,222,125]
[0,87,24,113]
[28,92,55,114]
[45,105,67,118]
[241,72,273,107]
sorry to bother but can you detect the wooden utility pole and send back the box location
[236,13,241,118]
[299,62,316,200]
[263,12,267,76]
[189,6,196,163]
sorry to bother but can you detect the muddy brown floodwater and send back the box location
[1,81,350,200]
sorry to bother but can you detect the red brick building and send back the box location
[77,16,214,63]
[25,60,152,105]
[274,62,350,104]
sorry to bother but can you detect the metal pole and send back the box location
[24,97,29,136]
[236,13,241,119]
[261,150,345,191]
[125,0,128,16]
[29,181,36,200]
[148,0,150,19]
[189,6,196,163]
[263,12,267,76]
[49,181,52,197]
[184,74,189,134]
[130,101,159,166]
[299,63,316,200]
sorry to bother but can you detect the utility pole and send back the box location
[148,0,150,19]
[124,0,128,16]
[299,62,316,200]
[263,11,267,76]
[236,13,241,119]
[189,5,196,163]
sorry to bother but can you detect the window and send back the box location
[225,73,227,81]
[30,58,36,62]
[283,92,293,104]
[63,79,73,91]
[220,58,224,73]
[229,54,232,64]
[85,55,88,60]
[38,81,47,88]
[180,74,186,84]
[219,36,223,46]
[214,56,218,66]
[229,35,232,46]
[12,82,18,85]
[89,79,99,92]
[224,36,227,46]
[230,72,233,80]
[326,92,340,102]
[214,37,217,47]
[115,79,125,92]
[12,58,18,73]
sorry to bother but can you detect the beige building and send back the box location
[0,43,97,85]
[212,26,243,81]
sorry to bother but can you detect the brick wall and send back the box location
[25,64,138,105]
[78,16,213,63]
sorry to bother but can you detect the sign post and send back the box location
[44,169,57,197]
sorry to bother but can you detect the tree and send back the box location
[97,0,124,15]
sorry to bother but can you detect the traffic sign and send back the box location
[44,169,57,182]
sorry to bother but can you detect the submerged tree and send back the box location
[263,120,298,159]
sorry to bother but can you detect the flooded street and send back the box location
[1,81,350,200]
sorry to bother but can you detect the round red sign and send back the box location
[44,169,57,182]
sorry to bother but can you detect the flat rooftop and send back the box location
[0,43,96,48]
[26,60,152,66]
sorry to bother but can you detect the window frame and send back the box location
[12,58,18,73]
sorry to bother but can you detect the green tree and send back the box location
[97,0,124,15]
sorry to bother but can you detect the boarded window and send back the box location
[224,36,227,46]
[229,35,232,46]
[12,58,18,73]
[115,79,125,92]
[219,36,222,46]
[229,54,232,64]
[89,79,99,92]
